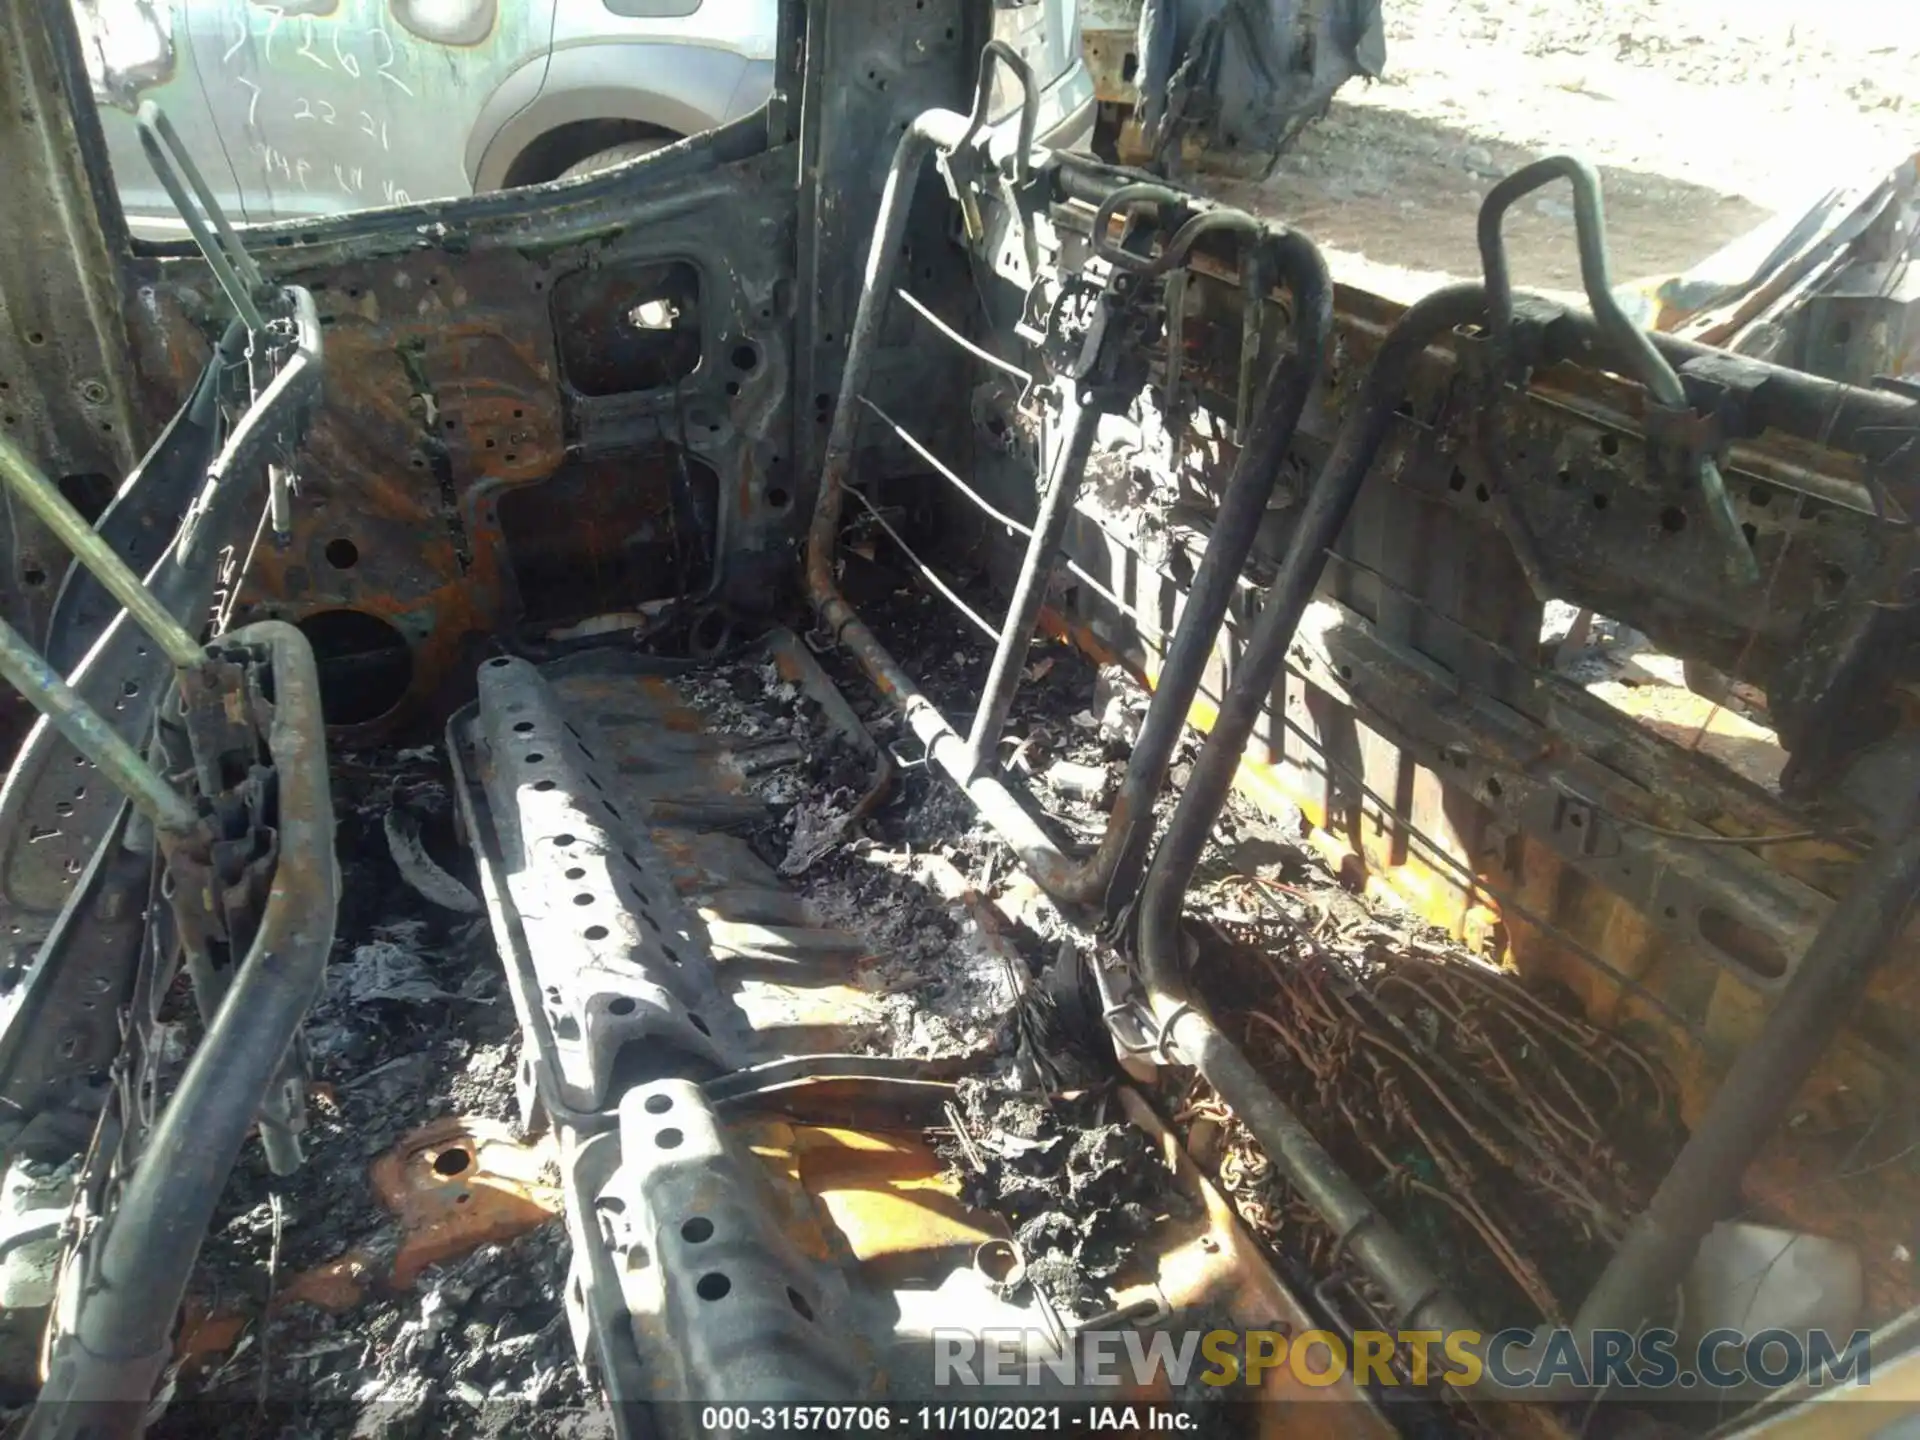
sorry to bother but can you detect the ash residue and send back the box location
[152,746,575,1437]
[798,843,1023,1057]
[210,748,520,1277]
[158,1223,585,1440]
[771,589,1147,1056]
[679,655,875,869]
[940,1080,1190,1317]
[328,1222,583,1435]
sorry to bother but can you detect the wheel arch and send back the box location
[468,43,768,191]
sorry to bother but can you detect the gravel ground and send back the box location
[1206,0,1920,297]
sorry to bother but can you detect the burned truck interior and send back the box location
[0,1,1915,1436]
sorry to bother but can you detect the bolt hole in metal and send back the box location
[655,1128,683,1150]
[608,996,635,1015]
[681,1216,713,1243]
[644,1094,672,1115]
[432,1148,472,1178]
[696,1273,731,1301]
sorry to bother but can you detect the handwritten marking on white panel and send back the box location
[372,31,414,96]
[296,16,332,70]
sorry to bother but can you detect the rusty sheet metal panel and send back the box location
[1045,268,1920,1147]
[136,146,804,730]
[233,247,570,729]
[0,0,142,676]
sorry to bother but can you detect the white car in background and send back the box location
[71,0,1092,231]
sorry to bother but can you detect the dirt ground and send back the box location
[1204,0,1920,299]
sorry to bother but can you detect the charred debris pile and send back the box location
[159,567,1702,1436]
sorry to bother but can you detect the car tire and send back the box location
[557,138,675,180]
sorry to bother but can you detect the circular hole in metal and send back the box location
[514,721,535,733]
[656,1128,684,1149]
[553,833,576,846]
[975,1238,1021,1284]
[696,1272,731,1301]
[682,1216,714,1243]
[565,866,586,880]
[488,657,512,668]
[432,1148,472,1177]
[767,487,791,509]
[325,538,359,569]
[297,610,413,725]
[609,996,635,1015]
[731,344,758,372]
[584,924,609,940]
[644,1094,673,1114]
[525,752,546,763]
[573,892,594,906]
[534,780,556,792]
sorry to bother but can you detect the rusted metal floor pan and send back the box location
[445,634,1396,1428]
